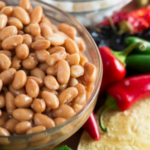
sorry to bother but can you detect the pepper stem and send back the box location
[118,21,132,34]
[99,95,119,132]
[111,42,146,66]
[107,17,117,33]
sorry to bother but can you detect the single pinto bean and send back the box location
[30,23,41,36]
[13,108,34,121]
[64,38,79,54]
[22,53,38,70]
[52,104,75,119]
[15,44,29,59]
[0,68,16,85]
[31,6,43,23]
[36,50,49,63]
[2,35,23,50]
[19,0,32,13]
[12,70,27,90]
[34,113,55,129]
[30,68,45,80]
[44,75,59,90]
[58,87,78,104]
[0,95,5,108]
[0,6,14,16]
[0,127,10,136]
[26,126,46,134]
[0,14,7,30]
[14,94,32,108]
[57,60,70,84]
[31,98,46,113]
[6,92,16,115]
[83,62,97,83]
[58,23,76,40]
[41,91,59,109]
[31,40,50,50]
[0,26,18,41]
[15,121,32,135]
[54,117,66,126]
[8,17,23,30]
[40,22,53,37]
[66,53,80,66]
[13,6,30,25]
[5,118,18,134]
[70,65,84,78]
[0,53,11,70]
[25,79,39,98]
[30,6,43,23]
[45,33,65,46]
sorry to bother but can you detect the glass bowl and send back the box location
[42,0,132,26]
[0,0,103,150]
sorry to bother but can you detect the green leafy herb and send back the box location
[52,145,72,150]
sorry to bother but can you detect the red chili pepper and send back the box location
[99,42,144,93]
[99,7,150,26]
[99,12,127,26]
[99,7,150,34]
[83,112,100,141]
[99,74,150,132]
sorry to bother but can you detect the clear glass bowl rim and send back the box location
[0,0,103,139]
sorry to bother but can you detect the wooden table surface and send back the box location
[59,1,139,149]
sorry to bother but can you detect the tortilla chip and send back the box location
[78,99,150,150]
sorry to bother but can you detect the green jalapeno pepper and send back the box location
[125,36,150,54]
[126,55,150,73]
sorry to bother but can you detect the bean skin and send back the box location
[31,98,46,113]
[58,87,78,104]
[26,126,46,134]
[13,7,30,25]
[6,92,16,115]
[13,108,34,121]
[41,91,59,109]
[12,70,27,90]
[14,94,32,108]
[34,113,55,129]
[57,60,70,84]
[2,35,23,50]
[52,104,75,119]
[25,79,39,98]
[0,68,16,85]
[0,14,7,30]
[0,53,11,70]
[15,121,32,135]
